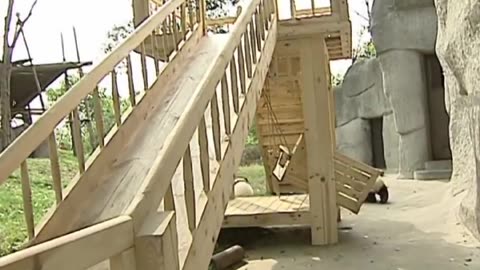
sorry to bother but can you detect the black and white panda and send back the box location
[365,179,389,204]
[233,176,254,197]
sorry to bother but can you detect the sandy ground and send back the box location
[217,176,480,269]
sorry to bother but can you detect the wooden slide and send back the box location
[0,0,278,269]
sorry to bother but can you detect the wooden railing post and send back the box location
[135,212,179,270]
[300,35,338,245]
[199,0,207,34]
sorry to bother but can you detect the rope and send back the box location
[262,78,289,152]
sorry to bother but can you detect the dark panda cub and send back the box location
[365,179,389,204]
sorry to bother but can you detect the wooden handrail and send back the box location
[0,0,198,185]
[0,216,133,270]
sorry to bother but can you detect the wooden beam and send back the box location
[0,216,133,270]
[135,211,179,270]
[299,36,338,245]
[133,0,149,26]
[109,248,137,270]
[331,0,349,20]
[278,19,350,40]
[223,211,310,228]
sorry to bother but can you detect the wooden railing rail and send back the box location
[0,216,134,270]
[0,0,203,243]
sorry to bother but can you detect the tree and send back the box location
[0,0,38,150]
[331,73,344,87]
[47,75,129,155]
[101,0,240,54]
[352,0,376,61]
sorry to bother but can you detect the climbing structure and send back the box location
[0,0,380,269]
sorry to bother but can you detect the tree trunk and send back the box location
[0,63,13,151]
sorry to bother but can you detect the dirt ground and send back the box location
[217,175,480,269]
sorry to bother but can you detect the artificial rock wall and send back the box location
[335,0,439,178]
[435,0,480,238]
[334,58,398,169]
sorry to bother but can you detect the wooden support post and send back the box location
[299,36,338,245]
[110,248,137,270]
[331,0,349,20]
[133,0,150,26]
[199,0,206,34]
[135,211,179,270]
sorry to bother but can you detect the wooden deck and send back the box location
[223,195,311,228]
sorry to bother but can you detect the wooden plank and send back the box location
[335,152,382,177]
[223,211,310,228]
[334,160,371,183]
[92,88,105,148]
[20,161,35,240]
[71,108,85,173]
[300,36,337,245]
[135,212,179,270]
[111,71,122,127]
[183,145,196,232]
[335,172,365,192]
[210,92,222,161]
[198,116,210,192]
[126,55,136,106]
[221,73,231,134]
[133,0,149,26]
[140,42,149,89]
[331,0,349,20]
[48,133,63,204]
[230,57,240,113]
[0,216,133,270]
[109,248,137,270]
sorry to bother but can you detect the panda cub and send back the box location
[365,179,389,204]
[233,176,254,197]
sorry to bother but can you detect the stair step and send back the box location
[414,169,452,180]
[424,160,452,170]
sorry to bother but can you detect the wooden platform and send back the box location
[223,195,311,228]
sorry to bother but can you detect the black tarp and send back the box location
[10,61,92,114]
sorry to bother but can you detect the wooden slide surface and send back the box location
[31,34,229,265]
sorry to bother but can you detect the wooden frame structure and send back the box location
[0,0,380,269]
[224,0,381,245]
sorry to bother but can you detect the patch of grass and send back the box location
[237,164,267,196]
[0,150,78,256]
